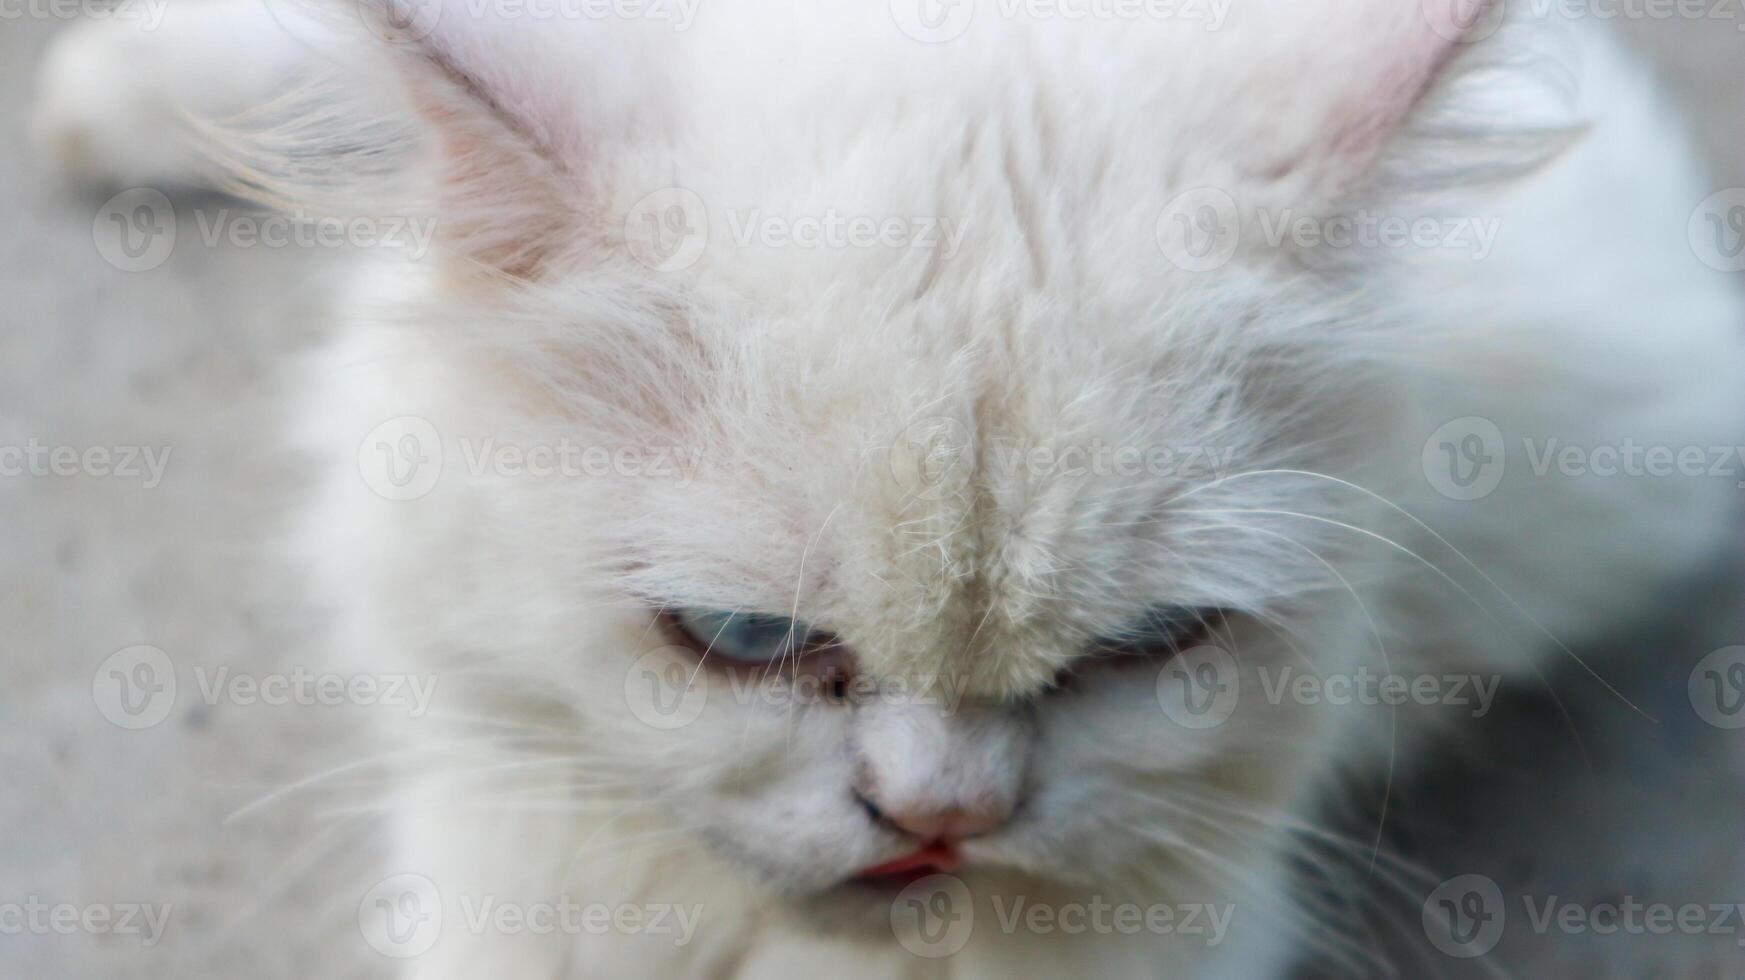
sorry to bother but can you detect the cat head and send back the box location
[314,0,1562,950]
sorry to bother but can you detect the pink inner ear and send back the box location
[385,17,621,279]
[397,72,579,280]
[1323,0,1496,171]
[407,16,656,179]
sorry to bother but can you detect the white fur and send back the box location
[33,2,1745,976]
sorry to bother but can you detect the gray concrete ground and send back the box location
[3,10,1745,979]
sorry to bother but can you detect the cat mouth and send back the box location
[850,841,962,889]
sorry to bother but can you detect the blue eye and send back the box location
[1091,606,1224,659]
[666,609,825,664]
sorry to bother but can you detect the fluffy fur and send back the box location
[32,2,1745,975]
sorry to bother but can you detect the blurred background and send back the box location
[4,8,1745,978]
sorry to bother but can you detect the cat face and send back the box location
[488,288,1392,933]
[448,187,1394,926]
[353,0,1486,936]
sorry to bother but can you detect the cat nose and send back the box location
[850,699,1030,843]
[856,791,1011,841]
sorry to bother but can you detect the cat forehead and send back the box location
[581,217,1316,685]
[613,60,1201,310]
[615,350,1281,699]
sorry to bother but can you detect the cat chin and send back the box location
[773,882,926,936]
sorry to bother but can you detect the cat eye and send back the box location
[661,608,841,668]
[1089,606,1227,661]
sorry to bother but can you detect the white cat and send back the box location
[33,1,1745,976]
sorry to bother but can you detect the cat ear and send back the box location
[363,2,663,278]
[1207,0,1546,203]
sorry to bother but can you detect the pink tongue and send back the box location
[858,841,962,879]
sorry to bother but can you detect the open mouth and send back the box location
[851,841,962,889]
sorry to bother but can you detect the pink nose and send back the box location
[879,803,1009,841]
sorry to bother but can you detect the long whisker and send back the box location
[1179,468,1648,718]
